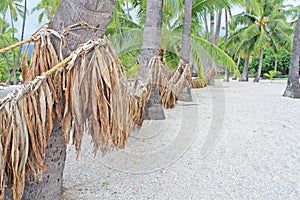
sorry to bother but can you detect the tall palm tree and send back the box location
[138,0,165,120]
[223,8,230,82]
[283,12,300,98]
[9,1,117,199]
[178,0,193,102]
[232,0,293,82]
[181,0,192,64]
[107,0,241,88]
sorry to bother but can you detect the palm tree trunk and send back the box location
[254,47,264,82]
[232,53,241,80]
[181,0,192,64]
[214,9,222,44]
[139,0,165,120]
[241,56,249,81]
[283,12,300,98]
[274,56,278,71]
[5,1,116,199]
[223,9,229,82]
[178,0,193,102]
[203,11,209,40]
[207,11,215,85]
[210,11,215,43]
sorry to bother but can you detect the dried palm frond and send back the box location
[0,26,192,200]
[149,58,192,109]
[204,65,217,83]
[0,76,53,200]
[191,77,206,88]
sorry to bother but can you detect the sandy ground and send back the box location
[60,79,300,200]
[0,80,299,199]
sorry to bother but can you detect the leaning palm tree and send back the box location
[283,12,300,98]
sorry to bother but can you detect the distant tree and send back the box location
[229,0,294,82]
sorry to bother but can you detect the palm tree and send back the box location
[223,8,230,82]
[181,0,192,64]
[231,0,293,82]
[178,0,193,102]
[9,1,117,199]
[283,12,300,98]
[138,0,165,120]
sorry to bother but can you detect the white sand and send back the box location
[1,79,299,199]
[61,79,300,199]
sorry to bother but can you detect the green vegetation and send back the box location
[263,70,282,81]
[249,48,292,75]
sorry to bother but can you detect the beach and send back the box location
[60,79,300,199]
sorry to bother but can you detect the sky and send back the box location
[14,0,300,40]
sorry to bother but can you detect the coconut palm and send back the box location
[7,0,117,199]
[138,0,165,120]
[181,0,192,64]
[231,0,294,82]
[283,12,300,98]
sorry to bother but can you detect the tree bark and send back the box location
[283,12,300,98]
[241,56,249,81]
[5,1,116,199]
[51,0,116,53]
[139,0,165,120]
[274,56,278,72]
[210,11,215,44]
[207,11,216,85]
[232,53,241,80]
[214,9,222,44]
[178,0,193,102]
[181,0,192,64]
[203,11,209,40]
[254,47,264,82]
[223,9,229,82]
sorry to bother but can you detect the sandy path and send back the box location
[61,79,300,200]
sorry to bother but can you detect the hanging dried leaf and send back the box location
[0,25,193,199]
